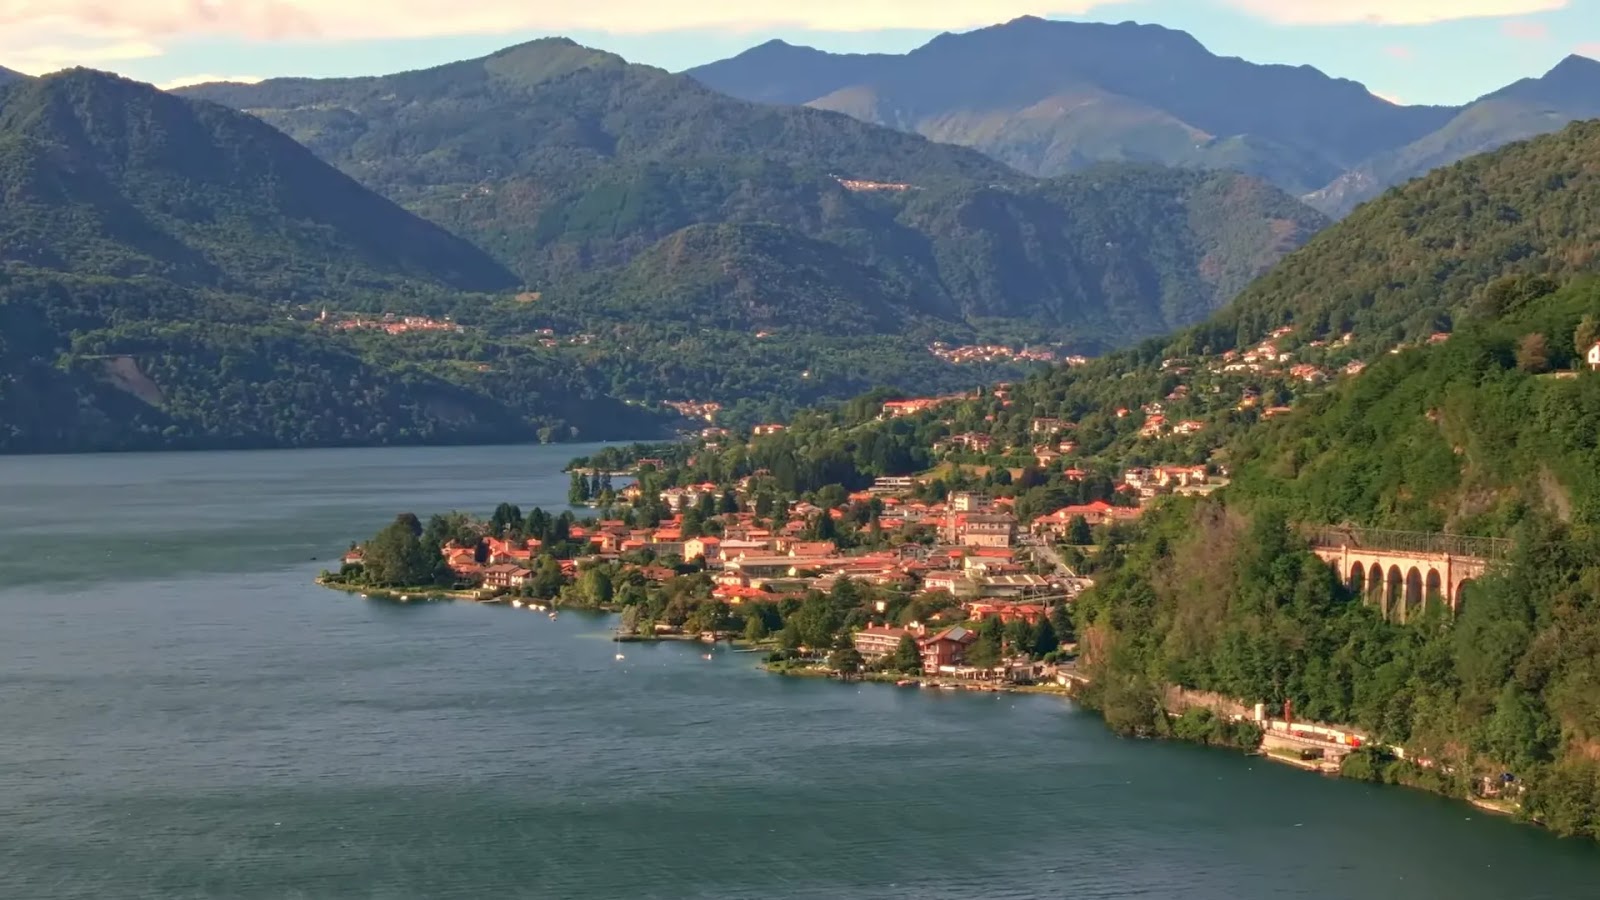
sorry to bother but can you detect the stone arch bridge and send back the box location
[1305,527,1511,623]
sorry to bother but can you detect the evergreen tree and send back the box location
[893,633,923,673]
[1068,515,1094,546]
[568,472,591,505]
[1031,614,1060,657]
[744,612,770,643]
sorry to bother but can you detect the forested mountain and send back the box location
[1183,119,1600,356]
[0,71,659,452]
[178,40,1015,284]
[1076,277,1600,837]
[180,42,1323,344]
[688,17,1600,216]
[0,67,24,85]
[0,70,515,297]
[538,167,1325,342]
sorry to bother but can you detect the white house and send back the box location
[1589,340,1600,371]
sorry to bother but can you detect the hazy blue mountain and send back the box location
[689,17,1456,195]
[1308,55,1600,216]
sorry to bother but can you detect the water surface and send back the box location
[2,444,1597,898]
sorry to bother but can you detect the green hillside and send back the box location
[1076,278,1600,836]
[0,70,515,297]
[531,166,1326,343]
[0,71,660,452]
[1184,119,1600,356]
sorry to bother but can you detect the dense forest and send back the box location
[1074,277,1600,835]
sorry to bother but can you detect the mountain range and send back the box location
[178,39,1323,344]
[3,23,1595,453]
[688,16,1600,217]
[0,69,659,452]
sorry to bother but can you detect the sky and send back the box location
[1,1,1598,104]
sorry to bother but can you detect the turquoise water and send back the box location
[2,444,1598,898]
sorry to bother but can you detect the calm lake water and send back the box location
[2,443,1599,899]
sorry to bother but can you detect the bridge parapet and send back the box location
[1303,526,1511,562]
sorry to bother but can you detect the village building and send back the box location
[966,601,1048,624]
[1033,501,1142,537]
[1589,341,1600,371]
[482,564,529,590]
[920,626,979,673]
[949,492,989,513]
[852,624,913,661]
[1030,418,1064,435]
[953,513,1016,548]
[870,476,916,494]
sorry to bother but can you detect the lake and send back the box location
[2,443,1598,899]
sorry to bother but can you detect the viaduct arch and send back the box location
[1306,527,1508,623]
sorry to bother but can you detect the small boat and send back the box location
[359,593,369,599]
[511,599,523,609]
[895,679,917,687]
[548,612,558,620]
[399,594,409,601]
[615,653,626,661]
[939,683,958,691]
[702,653,713,661]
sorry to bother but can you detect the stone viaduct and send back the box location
[1305,527,1511,623]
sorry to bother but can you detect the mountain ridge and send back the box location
[0,68,517,297]
[688,17,1600,216]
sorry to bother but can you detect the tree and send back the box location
[829,642,865,680]
[1031,614,1060,658]
[965,616,1004,668]
[1576,316,1599,359]
[1067,514,1093,546]
[1004,617,1034,655]
[894,633,923,673]
[489,502,523,537]
[744,612,770,643]
[619,604,642,636]
[528,555,565,599]
[363,514,437,587]
[568,471,592,505]
[1516,332,1550,373]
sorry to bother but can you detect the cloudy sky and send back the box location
[2,0,1597,103]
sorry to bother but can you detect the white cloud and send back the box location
[2,38,163,75]
[1579,41,1600,58]
[1383,45,1414,60]
[1223,0,1567,26]
[0,0,1573,46]
[156,73,265,90]
[0,0,1579,76]
[1501,19,1551,39]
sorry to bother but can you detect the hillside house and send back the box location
[920,626,979,673]
[1589,341,1600,371]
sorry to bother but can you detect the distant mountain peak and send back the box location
[483,37,627,84]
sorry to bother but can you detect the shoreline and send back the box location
[315,578,1531,832]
